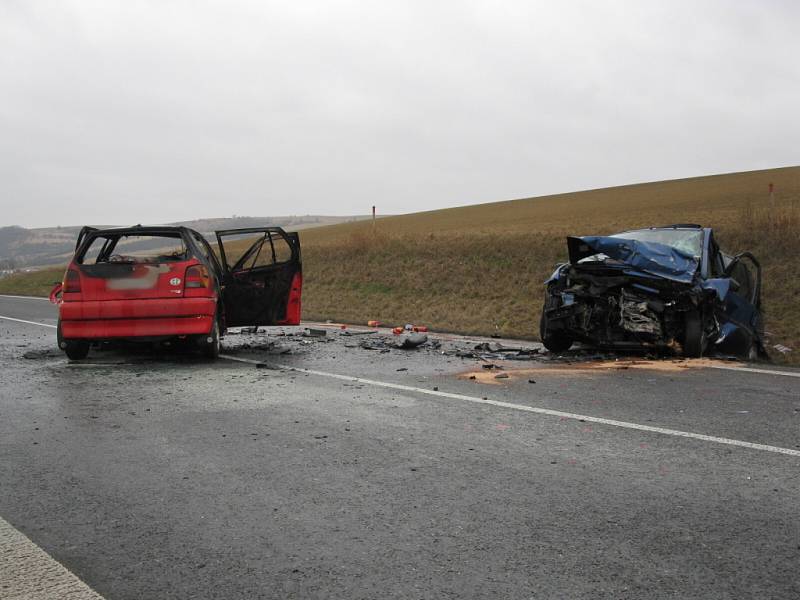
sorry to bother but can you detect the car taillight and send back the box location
[63,268,81,293]
[185,265,210,288]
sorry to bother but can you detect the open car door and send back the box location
[215,228,302,327]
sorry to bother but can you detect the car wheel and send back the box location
[683,310,706,358]
[64,341,90,360]
[540,311,573,353]
[202,317,221,359]
[58,319,90,360]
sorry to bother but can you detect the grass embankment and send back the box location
[0,267,64,297]
[297,166,800,364]
[2,166,798,364]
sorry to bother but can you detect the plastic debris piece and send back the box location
[303,328,327,338]
[395,333,428,349]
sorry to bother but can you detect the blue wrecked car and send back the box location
[540,225,764,358]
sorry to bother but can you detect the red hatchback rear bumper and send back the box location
[59,298,216,340]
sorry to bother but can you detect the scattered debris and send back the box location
[395,333,428,350]
[367,320,381,327]
[494,373,509,379]
[303,328,327,338]
[773,344,793,354]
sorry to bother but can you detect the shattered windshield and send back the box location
[611,229,704,259]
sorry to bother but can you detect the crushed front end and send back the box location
[540,232,734,357]
[542,261,711,354]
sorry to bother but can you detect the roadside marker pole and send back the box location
[769,182,775,214]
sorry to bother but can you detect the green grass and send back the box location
[0,267,64,297]
[2,166,798,364]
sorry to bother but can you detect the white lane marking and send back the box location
[0,294,50,300]
[220,354,800,458]
[0,515,106,600]
[0,315,57,328]
[709,364,800,379]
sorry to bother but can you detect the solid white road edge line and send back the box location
[709,364,800,378]
[0,294,50,300]
[0,515,106,600]
[220,354,800,458]
[0,315,57,328]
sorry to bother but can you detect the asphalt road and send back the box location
[1,295,799,599]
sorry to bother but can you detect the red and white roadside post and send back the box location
[768,182,775,212]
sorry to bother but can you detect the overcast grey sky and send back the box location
[1,1,798,228]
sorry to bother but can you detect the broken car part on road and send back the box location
[540,225,764,358]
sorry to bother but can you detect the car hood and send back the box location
[567,236,700,284]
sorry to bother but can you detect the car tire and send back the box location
[540,311,573,353]
[683,310,706,358]
[57,319,90,360]
[202,316,221,359]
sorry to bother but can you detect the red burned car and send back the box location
[50,225,302,360]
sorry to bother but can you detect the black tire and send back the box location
[202,316,221,359]
[683,310,706,358]
[64,341,90,360]
[57,319,90,360]
[540,311,573,353]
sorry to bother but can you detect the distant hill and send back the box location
[0,215,369,268]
